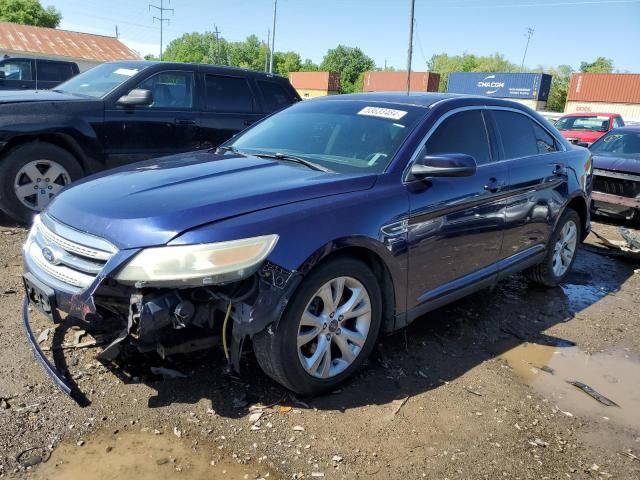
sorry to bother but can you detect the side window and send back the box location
[205,75,254,113]
[532,122,557,154]
[424,110,492,165]
[612,117,623,128]
[37,62,73,82]
[257,80,293,112]
[492,110,539,159]
[137,71,194,109]
[1,60,32,81]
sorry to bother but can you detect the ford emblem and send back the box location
[41,246,58,265]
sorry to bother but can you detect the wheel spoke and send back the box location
[44,162,66,182]
[341,327,366,348]
[14,184,36,200]
[300,311,322,329]
[298,327,321,348]
[305,337,329,375]
[337,287,367,319]
[318,342,332,378]
[331,277,345,309]
[317,283,335,312]
[21,164,43,182]
[334,334,355,363]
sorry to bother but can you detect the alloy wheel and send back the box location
[552,219,578,277]
[297,276,372,379]
[14,160,71,211]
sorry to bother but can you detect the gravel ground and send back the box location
[1,214,639,479]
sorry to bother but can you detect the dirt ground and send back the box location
[1,213,639,479]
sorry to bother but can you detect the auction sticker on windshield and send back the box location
[114,68,139,77]
[358,106,407,121]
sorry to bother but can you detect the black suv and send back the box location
[0,57,79,90]
[0,61,300,222]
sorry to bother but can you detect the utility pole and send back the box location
[149,0,174,61]
[406,0,415,94]
[213,24,221,63]
[264,28,270,72]
[115,24,119,39]
[521,27,534,71]
[269,0,277,74]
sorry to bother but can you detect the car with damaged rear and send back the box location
[22,93,592,399]
[589,126,640,222]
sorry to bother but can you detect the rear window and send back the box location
[205,75,254,113]
[257,80,295,112]
[493,110,539,159]
[556,115,610,132]
[37,61,75,82]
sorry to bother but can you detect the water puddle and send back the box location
[32,429,277,480]
[498,341,640,433]
[560,283,609,312]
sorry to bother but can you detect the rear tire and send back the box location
[527,208,581,287]
[253,257,382,396]
[0,142,82,224]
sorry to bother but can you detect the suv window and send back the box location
[257,80,293,112]
[493,110,539,159]
[612,117,623,128]
[2,60,32,81]
[138,71,194,109]
[37,61,74,82]
[205,75,254,113]
[424,110,492,165]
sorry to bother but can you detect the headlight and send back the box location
[115,234,278,286]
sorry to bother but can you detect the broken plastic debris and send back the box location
[567,381,619,407]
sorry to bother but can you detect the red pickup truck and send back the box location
[555,112,625,146]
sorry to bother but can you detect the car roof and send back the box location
[561,112,620,118]
[308,92,544,112]
[608,126,640,132]
[103,60,291,82]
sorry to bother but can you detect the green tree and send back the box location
[579,57,613,73]
[545,64,573,112]
[320,45,375,93]
[273,51,302,75]
[299,59,319,72]
[0,0,61,28]
[228,35,267,71]
[163,32,215,64]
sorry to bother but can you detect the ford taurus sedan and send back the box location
[22,93,592,398]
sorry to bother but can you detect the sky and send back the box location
[49,0,640,72]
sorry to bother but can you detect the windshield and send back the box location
[590,131,640,157]
[556,115,610,132]
[227,100,425,174]
[54,63,149,98]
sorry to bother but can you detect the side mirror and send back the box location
[0,71,5,81]
[575,141,590,149]
[117,88,153,107]
[410,153,477,180]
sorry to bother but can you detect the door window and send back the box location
[205,75,254,113]
[424,109,492,165]
[137,71,194,109]
[492,110,540,159]
[37,61,74,82]
[257,80,294,112]
[532,122,558,154]
[1,60,32,80]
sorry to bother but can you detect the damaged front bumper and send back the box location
[22,214,301,401]
[592,169,640,219]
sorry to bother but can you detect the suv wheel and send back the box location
[0,143,82,223]
[527,208,581,287]
[253,258,381,396]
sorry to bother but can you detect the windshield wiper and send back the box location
[215,145,245,155]
[252,152,333,173]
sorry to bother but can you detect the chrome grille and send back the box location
[24,214,117,293]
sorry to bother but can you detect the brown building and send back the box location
[288,71,340,98]
[0,22,140,72]
[363,71,440,92]
[565,73,640,122]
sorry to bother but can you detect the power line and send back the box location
[149,0,174,60]
[441,0,640,8]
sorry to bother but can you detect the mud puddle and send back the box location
[498,341,640,435]
[30,430,277,480]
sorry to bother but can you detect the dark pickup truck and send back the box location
[0,57,79,90]
[0,61,300,223]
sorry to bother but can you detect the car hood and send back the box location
[47,152,377,249]
[593,154,640,175]
[559,130,605,143]
[0,89,86,104]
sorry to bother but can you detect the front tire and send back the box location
[253,257,382,396]
[527,208,581,287]
[0,142,82,224]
